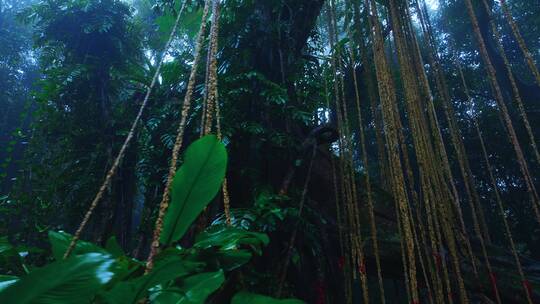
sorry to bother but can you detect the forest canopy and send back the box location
[0,0,539,303]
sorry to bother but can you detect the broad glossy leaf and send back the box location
[104,257,203,304]
[231,292,305,304]
[194,226,269,250]
[48,231,107,260]
[0,275,18,291]
[213,249,252,271]
[0,253,118,304]
[160,135,227,245]
[49,234,142,288]
[175,246,251,271]
[104,255,144,288]
[151,270,224,304]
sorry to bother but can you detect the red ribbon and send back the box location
[338,256,345,270]
[522,280,533,299]
[315,280,326,304]
[432,252,442,268]
[359,260,366,275]
[489,272,498,300]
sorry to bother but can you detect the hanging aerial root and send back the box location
[348,2,386,301]
[386,0,456,301]
[416,0,490,250]
[498,0,540,87]
[63,0,189,259]
[464,0,540,225]
[416,4,502,302]
[456,55,534,304]
[326,0,371,301]
[480,0,540,166]
[363,0,422,302]
[276,144,317,298]
[215,90,232,227]
[356,13,388,190]
[145,0,211,274]
[435,9,500,300]
[201,0,231,226]
[323,75,345,262]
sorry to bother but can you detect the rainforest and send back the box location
[1,0,539,303]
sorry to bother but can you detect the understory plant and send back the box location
[0,135,304,304]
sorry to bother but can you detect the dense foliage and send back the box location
[0,0,539,303]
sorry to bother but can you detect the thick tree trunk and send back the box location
[226,0,326,205]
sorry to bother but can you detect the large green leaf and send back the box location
[231,292,305,304]
[104,257,203,304]
[160,135,227,246]
[0,253,118,304]
[212,249,253,271]
[194,226,269,251]
[193,227,269,270]
[48,231,107,260]
[49,231,140,284]
[0,275,18,291]
[151,270,225,304]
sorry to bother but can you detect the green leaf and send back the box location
[194,226,269,256]
[231,292,305,304]
[181,8,203,38]
[156,7,203,43]
[104,257,203,304]
[0,253,118,304]
[48,234,140,289]
[0,275,18,291]
[160,135,228,246]
[48,231,107,260]
[151,270,225,304]
[105,236,124,258]
[0,237,15,254]
[212,249,252,271]
[156,14,175,42]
